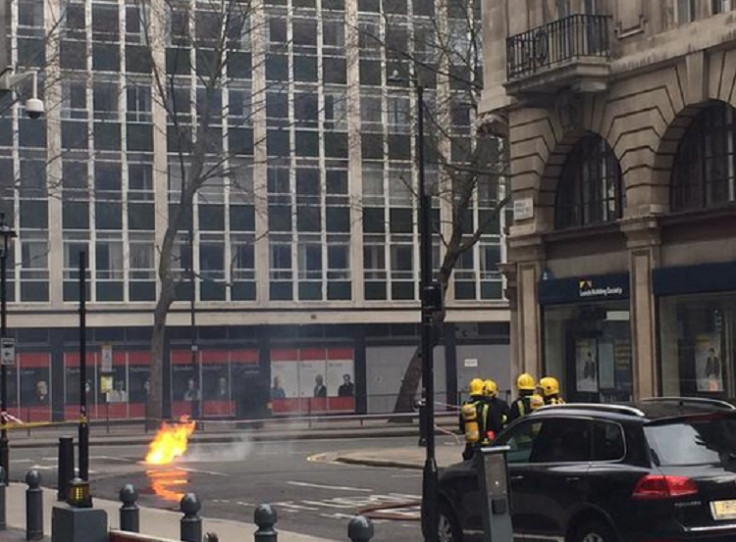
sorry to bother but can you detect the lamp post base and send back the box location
[421,457,439,542]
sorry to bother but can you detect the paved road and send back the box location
[8,435,461,541]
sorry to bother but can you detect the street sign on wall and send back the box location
[101,344,113,373]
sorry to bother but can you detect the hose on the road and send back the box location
[357,500,422,521]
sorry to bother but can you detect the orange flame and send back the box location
[144,416,196,465]
[147,468,188,502]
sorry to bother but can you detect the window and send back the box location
[671,102,736,211]
[530,418,591,463]
[127,85,152,122]
[676,0,697,23]
[714,0,735,14]
[555,133,623,229]
[592,421,625,461]
[645,416,736,466]
[495,420,544,464]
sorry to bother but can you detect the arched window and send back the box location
[555,133,623,229]
[671,102,736,211]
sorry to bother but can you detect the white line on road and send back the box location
[90,456,135,462]
[273,501,320,511]
[287,481,372,492]
[178,467,227,477]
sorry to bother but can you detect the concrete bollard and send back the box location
[57,437,75,501]
[119,484,140,533]
[180,493,202,542]
[348,515,374,542]
[25,470,43,541]
[0,466,5,531]
[254,504,278,542]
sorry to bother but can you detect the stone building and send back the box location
[483,0,736,401]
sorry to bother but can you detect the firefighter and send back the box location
[482,379,509,442]
[508,372,536,422]
[539,376,565,405]
[460,378,488,460]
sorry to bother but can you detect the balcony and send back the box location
[505,14,611,97]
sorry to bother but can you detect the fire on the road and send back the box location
[144,416,196,465]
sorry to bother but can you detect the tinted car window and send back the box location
[592,421,625,461]
[645,415,736,466]
[495,420,543,464]
[530,418,591,463]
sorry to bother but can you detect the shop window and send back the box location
[671,102,736,211]
[555,133,623,229]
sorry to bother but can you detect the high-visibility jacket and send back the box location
[508,394,532,422]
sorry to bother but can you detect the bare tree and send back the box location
[355,0,509,414]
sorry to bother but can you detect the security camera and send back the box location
[25,98,44,119]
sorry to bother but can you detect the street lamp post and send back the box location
[189,216,199,422]
[390,69,440,542]
[0,213,16,485]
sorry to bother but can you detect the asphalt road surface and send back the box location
[7,435,458,541]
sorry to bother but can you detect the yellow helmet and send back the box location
[539,376,560,397]
[469,378,485,396]
[483,380,498,397]
[529,394,544,410]
[517,373,536,391]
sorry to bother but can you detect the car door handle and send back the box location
[510,475,525,482]
[565,476,581,484]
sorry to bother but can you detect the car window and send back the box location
[645,415,736,466]
[592,421,625,461]
[530,418,591,463]
[495,420,544,464]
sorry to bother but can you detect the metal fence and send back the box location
[506,14,611,81]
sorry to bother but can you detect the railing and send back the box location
[506,14,611,81]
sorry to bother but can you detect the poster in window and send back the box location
[299,359,328,398]
[106,366,128,403]
[326,358,354,398]
[129,364,149,403]
[203,363,229,401]
[270,360,297,399]
[20,368,50,406]
[575,338,598,393]
[172,364,198,402]
[695,333,723,392]
[65,365,96,406]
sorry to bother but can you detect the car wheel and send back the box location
[437,501,463,542]
[574,519,617,542]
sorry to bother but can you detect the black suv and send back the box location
[437,397,736,542]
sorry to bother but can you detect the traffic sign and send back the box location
[1,338,15,366]
[101,344,113,373]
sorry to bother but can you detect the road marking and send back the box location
[272,501,320,511]
[90,456,134,462]
[287,481,371,492]
[178,467,227,477]
[13,459,33,463]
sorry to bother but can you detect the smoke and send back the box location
[182,435,254,463]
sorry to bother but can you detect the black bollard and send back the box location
[0,466,5,531]
[119,484,140,533]
[254,504,278,542]
[57,437,75,501]
[180,493,202,542]
[348,515,374,542]
[25,470,43,541]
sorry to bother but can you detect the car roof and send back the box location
[528,397,736,424]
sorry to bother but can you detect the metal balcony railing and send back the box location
[506,14,611,81]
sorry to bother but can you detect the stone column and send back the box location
[622,217,661,400]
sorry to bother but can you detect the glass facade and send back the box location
[544,302,633,402]
[0,0,504,308]
[660,294,736,398]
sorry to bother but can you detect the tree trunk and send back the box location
[146,287,174,430]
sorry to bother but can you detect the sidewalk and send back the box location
[7,416,459,449]
[320,442,464,470]
[3,483,336,542]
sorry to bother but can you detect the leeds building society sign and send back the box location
[578,279,625,299]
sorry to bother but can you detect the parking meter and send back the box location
[476,446,513,542]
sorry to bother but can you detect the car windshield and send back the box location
[645,415,736,466]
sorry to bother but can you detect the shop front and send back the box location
[539,273,634,403]
[656,260,736,400]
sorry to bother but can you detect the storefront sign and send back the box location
[578,279,625,299]
[538,273,629,305]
